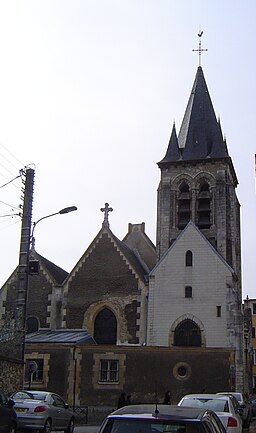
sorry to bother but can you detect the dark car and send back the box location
[99,404,227,433]
[0,391,17,433]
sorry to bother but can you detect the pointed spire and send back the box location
[178,66,229,161]
[158,122,180,165]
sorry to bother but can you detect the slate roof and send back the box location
[112,232,150,281]
[160,122,180,163]
[25,329,96,345]
[159,66,229,165]
[31,250,68,284]
[122,223,156,271]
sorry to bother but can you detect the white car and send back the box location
[217,392,252,427]
[178,394,242,433]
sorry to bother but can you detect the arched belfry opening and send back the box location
[94,308,117,345]
[197,181,211,229]
[177,183,191,230]
[174,319,201,347]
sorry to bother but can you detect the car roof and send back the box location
[109,404,218,421]
[217,392,242,399]
[181,394,230,400]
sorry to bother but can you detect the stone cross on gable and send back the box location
[100,202,113,228]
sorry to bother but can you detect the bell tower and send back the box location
[156,66,241,285]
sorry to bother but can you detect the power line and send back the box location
[0,142,25,169]
[0,212,21,218]
[0,171,23,189]
[0,199,21,211]
[0,216,20,231]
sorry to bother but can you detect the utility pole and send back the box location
[16,168,34,372]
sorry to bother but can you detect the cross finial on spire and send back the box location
[100,202,113,228]
[192,30,208,67]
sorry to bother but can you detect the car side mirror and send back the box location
[64,403,69,409]
[7,399,15,408]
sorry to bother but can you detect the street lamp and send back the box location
[20,204,77,387]
[31,206,77,245]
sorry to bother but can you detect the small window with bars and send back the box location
[99,359,119,383]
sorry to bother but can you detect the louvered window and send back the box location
[197,182,211,229]
[178,183,191,229]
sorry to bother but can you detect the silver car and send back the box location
[11,390,75,433]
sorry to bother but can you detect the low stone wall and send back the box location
[0,355,23,395]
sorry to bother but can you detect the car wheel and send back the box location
[42,418,52,433]
[64,418,74,433]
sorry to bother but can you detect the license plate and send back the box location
[15,408,27,412]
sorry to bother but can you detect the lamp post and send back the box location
[31,206,77,245]
[19,203,77,386]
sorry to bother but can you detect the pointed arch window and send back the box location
[185,250,193,267]
[174,319,201,347]
[94,308,117,345]
[197,182,211,229]
[178,183,191,230]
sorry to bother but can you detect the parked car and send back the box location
[11,390,74,433]
[0,390,17,433]
[99,404,227,433]
[217,392,252,427]
[178,393,242,433]
[247,395,256,417]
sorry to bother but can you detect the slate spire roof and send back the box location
[160,122,181,162]
[159,66,229,165]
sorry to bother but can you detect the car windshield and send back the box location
[181,399,229,413]
[103,419,200,433]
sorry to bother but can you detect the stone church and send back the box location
[0,65,245,407]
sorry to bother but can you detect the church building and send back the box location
[0,62,245,408]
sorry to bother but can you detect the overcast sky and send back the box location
[0,0,255,298]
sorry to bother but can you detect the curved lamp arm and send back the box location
[31,206,77,243]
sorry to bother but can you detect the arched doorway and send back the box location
[174,319,201,347]
[94,308,117,344]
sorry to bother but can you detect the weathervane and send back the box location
[192,30,208,67]
[100,202,113,228]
